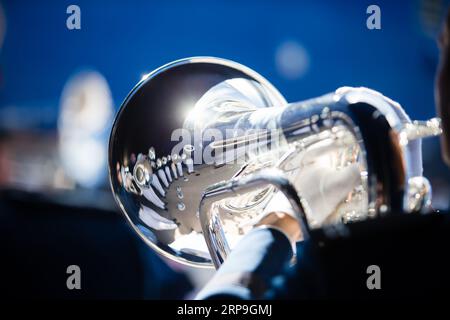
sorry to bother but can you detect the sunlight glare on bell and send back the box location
[109,57,287,267]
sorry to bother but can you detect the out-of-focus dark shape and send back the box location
[420,0,447,38]
[0,188,192,299]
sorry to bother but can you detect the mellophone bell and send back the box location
[108,57,441,269]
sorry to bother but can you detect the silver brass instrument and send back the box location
[108,57,441,269]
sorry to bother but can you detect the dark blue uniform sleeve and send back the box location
[196,227,293,300]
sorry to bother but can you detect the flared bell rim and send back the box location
[107,57,287,267]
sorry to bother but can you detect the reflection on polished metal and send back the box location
[199,169,310,268]
[108,57,440,268]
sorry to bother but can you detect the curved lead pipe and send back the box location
[199,169,310,269]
